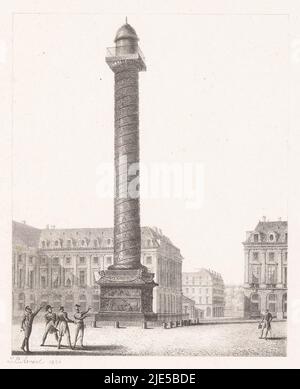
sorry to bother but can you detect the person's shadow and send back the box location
[266,336,287,341]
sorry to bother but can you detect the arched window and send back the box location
[65,277,72,288]
[250,293,261,316]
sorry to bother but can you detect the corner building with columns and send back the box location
[12,221,183,322]
[243,219,288,319]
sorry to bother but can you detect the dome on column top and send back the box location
[114,23,139,43]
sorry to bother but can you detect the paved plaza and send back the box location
[12,320,286,357]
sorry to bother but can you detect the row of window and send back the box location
[185,287,212,295]
[16,269,96,289]
[40,238,156,249]
[253,232,288,243]
[17,255,153,266]
[250,265,287,285]
[41,238,112,249]
[252,251,288,261]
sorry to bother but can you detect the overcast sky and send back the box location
[12,13,289,284]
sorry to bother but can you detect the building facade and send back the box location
[224,285,245,318]
[182,268,225,318]
[182,295,203,320]
[243,219,288,319]
[12,221,183,321]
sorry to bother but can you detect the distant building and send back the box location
[12,221,183,322]
[182,295,203,320]
[182,268,225,318]
[224,285,245,318]
[243,218,288,319]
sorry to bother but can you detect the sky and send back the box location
[12,13,289,284]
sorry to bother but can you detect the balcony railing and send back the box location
[106,45,145,62]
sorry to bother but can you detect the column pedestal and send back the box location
[95,267,158,324]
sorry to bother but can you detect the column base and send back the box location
[95,267,158,324]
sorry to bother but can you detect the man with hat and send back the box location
[73,304,91,349]
[40,304,59,346]
[20,303,45,353]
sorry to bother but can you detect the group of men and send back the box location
[21,303,91,353]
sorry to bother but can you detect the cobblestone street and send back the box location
[12,321,287,357]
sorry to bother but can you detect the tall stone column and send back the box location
[95,21,157,326]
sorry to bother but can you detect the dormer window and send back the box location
[147,239,151,247]
[41,241,46,248]
[254,234,259,243]
[81,240,85,247]
[94,239,98,247]
[107,239,111,245]
[285,233,288,242]
[55,240,59,247]
[67,239,71,247]
[269,234,274,242]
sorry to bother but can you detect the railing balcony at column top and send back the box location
[106,45,146,71]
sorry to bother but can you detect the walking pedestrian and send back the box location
[259,309,273,339]
[55,306,74,350]
[73,304,91,349]
[20,304,45,353]
[40,305,58,346]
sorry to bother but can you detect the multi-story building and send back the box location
[12,221,183,322]
[182,268,225,318]
[243,218,288,319]
[224,285,245,318]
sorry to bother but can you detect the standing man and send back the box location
[20,304,45,353]
[73,304,91,349]
[56,306,74,350]
[259,309,273,339]
[40,305,58,346]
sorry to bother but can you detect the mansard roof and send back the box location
[244,220,288,244]
[12,221,41,248]
[12,221,180,252]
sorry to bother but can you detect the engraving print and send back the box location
[11,12,288,357]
